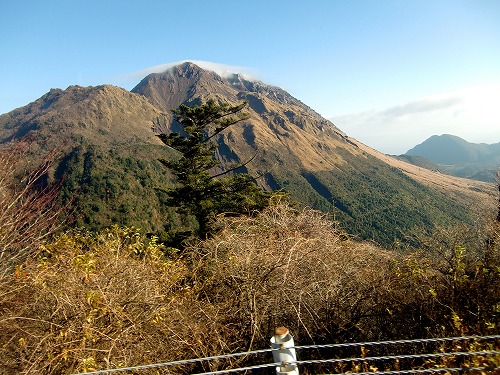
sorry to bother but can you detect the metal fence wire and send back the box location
[72,334,500,375]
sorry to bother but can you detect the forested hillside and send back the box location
[0,63,495,246]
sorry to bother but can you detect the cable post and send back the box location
[270,327,299,375]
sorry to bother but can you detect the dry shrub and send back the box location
[395,221,500,337]
[0,226,237,374]
[189,200,398,349]
[3,199,497,374]
[0,141,66,280]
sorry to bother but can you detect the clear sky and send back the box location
[1,0,499,154]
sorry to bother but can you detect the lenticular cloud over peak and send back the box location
[130,60,258,81]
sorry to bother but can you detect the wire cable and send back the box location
[71,334,500,375]
[319,367,500,375]
[294,334,500,351]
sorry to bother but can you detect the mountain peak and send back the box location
[131,63,229,112]
[0,84,160,146]
[132,62,323,121]
[163,62,218,80]
[132,61,257,84]
[405,134,498,164]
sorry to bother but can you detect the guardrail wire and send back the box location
[72,334,500,375]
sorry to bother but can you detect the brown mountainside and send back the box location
[132,63,496,242]
[0,85,172,231]
[0,62,495,245]
[132,62,368,184]
[0,85,162,148]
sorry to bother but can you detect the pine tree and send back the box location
[156,98,270,240]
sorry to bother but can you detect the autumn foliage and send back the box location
[1,196,499,373]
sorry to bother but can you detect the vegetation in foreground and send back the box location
[0,142,66,280]
[0,197,499,374]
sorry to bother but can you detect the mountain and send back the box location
[0,63,496,246]
[0,85,178,231]
[0,85,160,145]
[404,134,500,182]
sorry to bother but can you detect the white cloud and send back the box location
[121,60,259,85]
[330,84,500,154]
[380,96,463,119]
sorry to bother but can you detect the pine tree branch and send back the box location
[210,151,259,179]
[202,114,249,144]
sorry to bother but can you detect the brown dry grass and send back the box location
[1,199,499,374]
[189,199,399,347]
[0,226,242,374]
[356,140,497,214]
[0,201,398,374]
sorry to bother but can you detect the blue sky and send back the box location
[1,0,499,154]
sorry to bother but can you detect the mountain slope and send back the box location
[133,63,496,244]
[0,64,496,245]
[0,85,179,231]
[359,143,494,210]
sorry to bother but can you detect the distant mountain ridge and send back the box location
[406,134,500,164]
[404,134,500,182]
[0,63,496,246]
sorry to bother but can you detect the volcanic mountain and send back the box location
[0,62,495,245]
